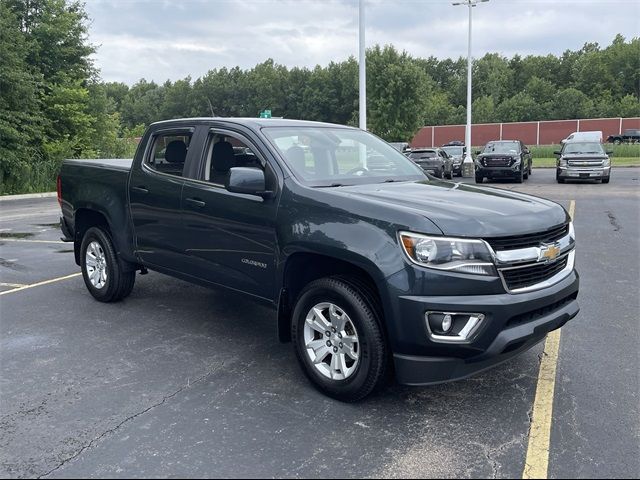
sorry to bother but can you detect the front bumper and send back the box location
[476,165,521,177]
[558,166,610,179]
[389,268,579,385]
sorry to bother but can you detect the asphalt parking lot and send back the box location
[1,167,639,479]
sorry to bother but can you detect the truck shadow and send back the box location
[102,271,540,477]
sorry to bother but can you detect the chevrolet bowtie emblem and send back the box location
[539,243,561,262]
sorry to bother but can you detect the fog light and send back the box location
[425,311,485,344]
[442,314,453,332]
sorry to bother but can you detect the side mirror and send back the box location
[474,150,481,155]
[553,151,562,156]
[606,150,613,155]
[226,167,273,198]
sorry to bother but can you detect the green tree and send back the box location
[366,45,433,141]
[0,1,45,193]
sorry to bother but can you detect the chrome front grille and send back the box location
[487,224,575,293]
[568,160,603,167]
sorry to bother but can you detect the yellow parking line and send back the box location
[0,272,81,296]
[522,199,575,479]
[0,238,65,244]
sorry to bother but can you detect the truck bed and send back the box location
[64,158,133,171]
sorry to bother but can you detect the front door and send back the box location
[180,128,279,301]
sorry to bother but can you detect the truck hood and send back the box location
[334,180,568,237]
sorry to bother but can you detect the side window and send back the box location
[203,132,264,185]
[145,132,192,177]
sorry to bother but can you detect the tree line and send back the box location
[1,0,639,194]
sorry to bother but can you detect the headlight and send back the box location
[399,232,497,276]
[558,158,567,167]
[603,157,611,167]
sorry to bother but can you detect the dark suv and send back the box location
[475,140,532,183]
[408,148,453,179]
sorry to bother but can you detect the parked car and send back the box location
[561,131,603,144]
[555,140,612,183]
[408,148,453,179]
[389,141,410,154]
[443,140,465,146]
[441,145,465,177]
[475,140,532,184]
[58,118,579,402]
[606,129,640,144]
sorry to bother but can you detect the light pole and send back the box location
[359,0,366,131]
[452,0,488,176]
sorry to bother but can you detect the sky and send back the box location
[84,0,640,85]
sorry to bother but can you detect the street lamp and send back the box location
[359,0,366,131]
[452,0,489,176]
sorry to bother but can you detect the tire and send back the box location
[523,170,529,180]
[556,171,565,184]
[446,171,453,180]
[602,175,610,184]
[80,226,135,303]
[515,169,524,183]
[436,169,443,179]
[291,277,388,402]
[614,139,622,145]
[475,173,484,183]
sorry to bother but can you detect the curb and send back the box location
[0,192,57,202]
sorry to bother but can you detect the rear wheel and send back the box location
[475,173,484,183]
[80,227,135,302]
[291,277,388,402]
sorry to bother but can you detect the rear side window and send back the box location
[145,132,193,177]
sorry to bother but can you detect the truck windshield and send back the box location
[262,127,426,187]
[563,142,604,154]
[483,141,520,154]
[442,146,463,156]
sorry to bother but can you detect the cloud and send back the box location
[84,0,640,84]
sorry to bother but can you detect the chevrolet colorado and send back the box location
[59,118,579,402]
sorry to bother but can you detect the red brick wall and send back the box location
[503,122,537,145]
[411,117,640,147]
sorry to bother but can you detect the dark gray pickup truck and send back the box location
[59,118,579,401]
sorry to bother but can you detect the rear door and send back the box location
[179,126,280,301]
[129,126,201,271]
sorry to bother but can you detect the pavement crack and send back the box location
[36,365,222,479]
[605,210,621,231]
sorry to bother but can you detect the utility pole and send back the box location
[359,0,366,131]
[452,0,489,176]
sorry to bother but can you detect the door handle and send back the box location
[132,186,149,194]
[185,197,206,208]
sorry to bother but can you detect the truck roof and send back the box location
[150,117,357,130]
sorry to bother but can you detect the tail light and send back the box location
[57,175,62,207]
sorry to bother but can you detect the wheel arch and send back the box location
[277,251,389,343]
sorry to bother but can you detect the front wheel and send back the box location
[602,175,610,184]
[80,227,135,302]
[291,277,388,402]
[515,169,524,183]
